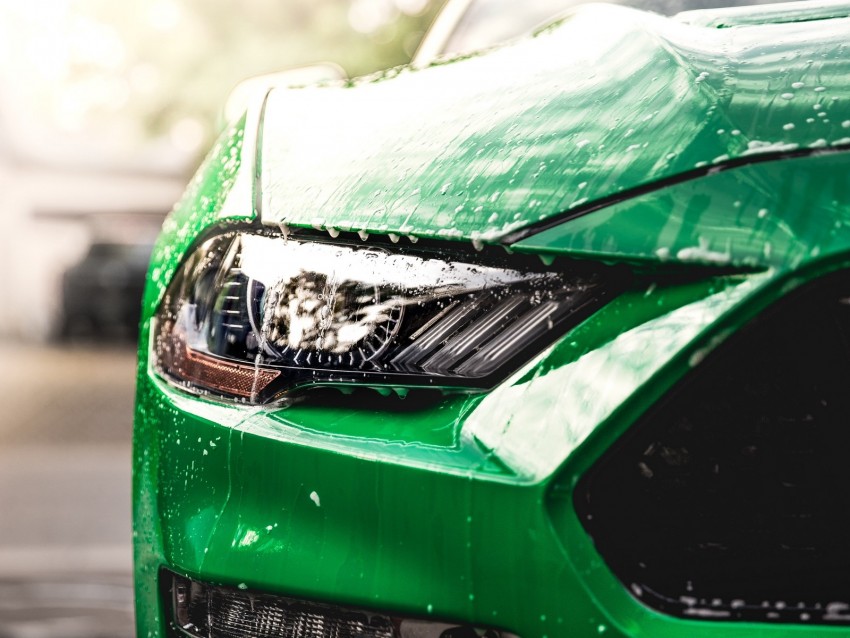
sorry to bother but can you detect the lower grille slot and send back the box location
[163,571,517,638]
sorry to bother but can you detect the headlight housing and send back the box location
[152,228,621,405]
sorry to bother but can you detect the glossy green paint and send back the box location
[678,0,850,28]
[260,3,850,244]
[136,257,850,637]
[513,151,850,269]
[134,2,850,637]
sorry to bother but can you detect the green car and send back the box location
[133,0,850,635]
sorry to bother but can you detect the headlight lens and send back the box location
[152,229,620,404]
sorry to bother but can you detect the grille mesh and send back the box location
[168,575,394,638]
[164,572,516,638]
[575,270,850,625]
[206,589,394,638]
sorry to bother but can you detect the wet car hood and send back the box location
[258,1,850,245]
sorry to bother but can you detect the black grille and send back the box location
[167,574,393,638]
[208,590,393,638]
[575,270,850,625]
[164,571,517,638]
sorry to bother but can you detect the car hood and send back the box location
[258,1,850,245]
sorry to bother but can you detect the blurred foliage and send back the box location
[7,0,445,161]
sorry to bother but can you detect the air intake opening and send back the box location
[576,269,850,625]
[162,570,518,638]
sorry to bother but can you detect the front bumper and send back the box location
[134,370,583,636]
[136,254,850,638]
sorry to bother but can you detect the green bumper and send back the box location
[134,252,850,638]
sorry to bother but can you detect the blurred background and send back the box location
[0,1,442,634]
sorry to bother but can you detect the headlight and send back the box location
[152,229,621,404]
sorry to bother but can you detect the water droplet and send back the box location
[309,491,321,507]
[780,92,795,100]
[791,81,805,89]
[238,583,248,590]
[783,123,795,131]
